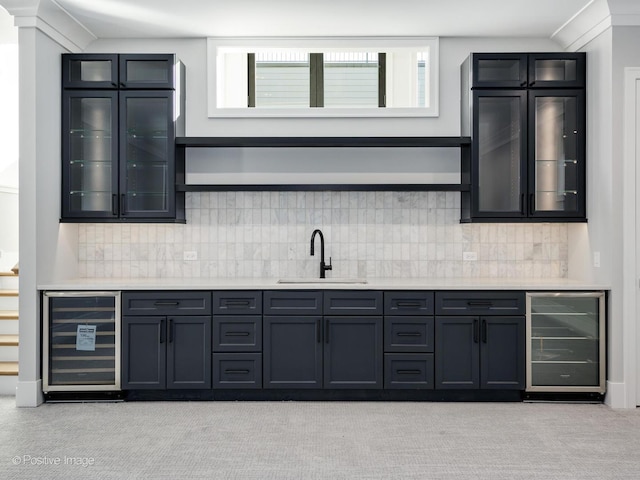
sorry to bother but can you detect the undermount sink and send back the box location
[277,278,368,284]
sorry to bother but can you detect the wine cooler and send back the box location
[43,291,121,392]
[526,292,605,393]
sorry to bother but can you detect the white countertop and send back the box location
[38,277,609,291]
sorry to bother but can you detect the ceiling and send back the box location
[51,0,594,39]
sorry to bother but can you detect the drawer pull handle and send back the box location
[397,370,421,375]
[467,301,493,307]
[560,374,571,378]
[225,300,251,307]
[154,301,180,306]
[397,332,422,337]
[225,332,250,337]
[225,369,250,375]
[396,301,422,308]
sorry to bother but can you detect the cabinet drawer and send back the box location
[384,354,434,389]
[384,291,434,315]
[212,316,262,352]
[384,316,434,353]
[324,291,383,315]
[263,291,323,315]
[435,291,525,316]
[122,291,211,316]
[212,291,262,315]
[212,353,262,389]
[530,362,599,388]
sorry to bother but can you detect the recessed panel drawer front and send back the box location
[435,291,525,316]
[212,353,262,389]
[212,291,262,315]
[213,316,262,352]
[384,316,434,353]
[384,353,434,389]
[531,362,599,387]
[384,291,434,315]
[324,291,383,315]
[263,291,323,315]
[122,292,212,316]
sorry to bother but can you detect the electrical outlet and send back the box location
[593,251,600,268]
[183,251,198,261]
[463,251,478,261]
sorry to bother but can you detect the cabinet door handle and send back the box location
[159,319,165,344]
[225,300,251,307]
[111,81,118,87]
[397,369,422,375]
[473,319,479,343]
[397,332,422,337]
[467,301,492,307]
[520,81,528,87]
[520,193,525,215]
[482,319,487,343]
[225,332,250,337]
[112,194,118,215]
[169,319,174,343]
[529,193,535,215]
[120,194,126,215]
[325,320,330,344]
[316,319,321,343]
[529,80,536,87]
[396,301,421,308]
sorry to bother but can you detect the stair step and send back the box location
[0,334,18,346]
[0,361,18,376]
[0,311,18,320]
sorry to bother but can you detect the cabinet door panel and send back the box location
[480,316,525,389]
[472,90,527,218]
[62,54,118,89]
[263,316,322,389]
[324,316,383,389]
[122,316,165,389]
[119,91,175,218]
[529,89,586,219]
[119,54,176,89]
[166,316,211,389]
[528,53,586,88]
[472,53,527,88]
[435,317,479,389]
[62,91,119,219]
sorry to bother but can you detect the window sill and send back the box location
[207,107,439,118]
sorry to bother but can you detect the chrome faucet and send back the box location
[310,229,332,279]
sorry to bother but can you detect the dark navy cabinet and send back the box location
[121,292,211,389]
[212,291,263,389]
[263,291,383,389]
[61,53,185,222]
[434,292,525,390]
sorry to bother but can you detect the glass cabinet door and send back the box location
[528,54,586,88]
[62,54,118,89]
[119,91,174,218]
[472,53,527,88]
[62,91,119,218]
[529,90,585,218]
[473,90,527,218]
[119,54,175,89]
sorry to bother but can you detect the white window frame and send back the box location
[207,37,439,118]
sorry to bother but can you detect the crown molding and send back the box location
[0,0,95,51]
[553,0,640,51]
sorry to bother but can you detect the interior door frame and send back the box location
[623,67,640,407]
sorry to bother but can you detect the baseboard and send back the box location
[604,381,633,409]
[15,380,44,407]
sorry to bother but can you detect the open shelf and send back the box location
[175,136,471,192]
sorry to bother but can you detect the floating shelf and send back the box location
[175,136,471,192]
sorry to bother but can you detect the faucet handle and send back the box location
[326,257,333,271]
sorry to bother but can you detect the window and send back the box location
[208,37,439,117]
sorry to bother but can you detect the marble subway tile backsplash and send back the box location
[77,192,568,279]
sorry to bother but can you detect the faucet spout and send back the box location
[310,229,332,279]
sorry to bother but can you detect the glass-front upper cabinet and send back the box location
[472,90,527,218]
[119,91,174,218]
[471,53,585,89]
[62,91,119,219]
[62,54,175,89]
[529,90,586,219]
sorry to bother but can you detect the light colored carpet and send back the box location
[0,397,638,479]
